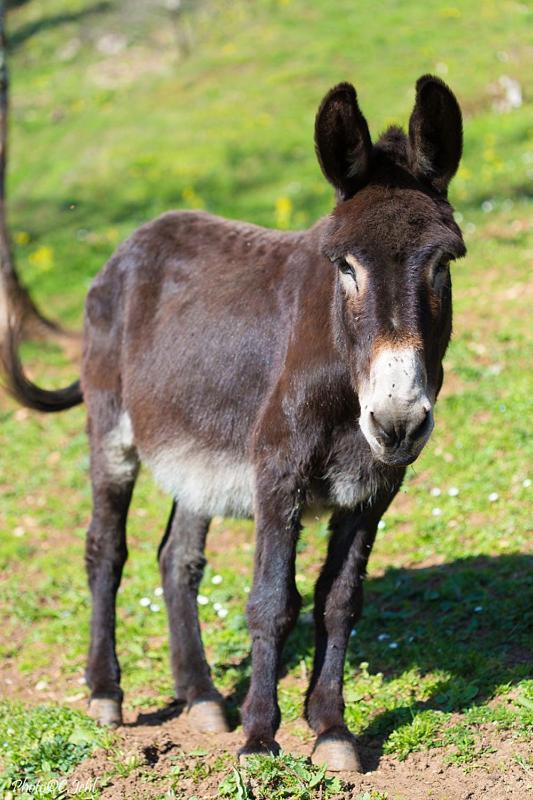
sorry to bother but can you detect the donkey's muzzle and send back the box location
[357,345,435,466]
[366,402,434,466]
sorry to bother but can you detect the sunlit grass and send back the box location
[0,0,531,797]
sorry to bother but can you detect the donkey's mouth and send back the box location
[373,448,422,467]
[365,427,433,468]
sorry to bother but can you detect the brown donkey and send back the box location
[3,75,465,770]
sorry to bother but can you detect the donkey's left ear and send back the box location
[315,82,372,201]
[408,75,462,195]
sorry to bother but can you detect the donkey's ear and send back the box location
[408,75,462,195]
[315,82,372,201]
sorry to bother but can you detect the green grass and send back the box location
[218,754,343,800]
[0,703,112,799]
[0,0,532,798]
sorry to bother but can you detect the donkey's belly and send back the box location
[142,436,379,519]
[143,436,255,518]
[146,443,374,519]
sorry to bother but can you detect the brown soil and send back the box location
[62,703,531,800]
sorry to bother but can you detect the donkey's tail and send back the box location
[1,320,83,412]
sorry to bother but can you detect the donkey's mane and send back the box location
[374,125,410,169]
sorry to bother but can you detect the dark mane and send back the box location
[375,124,410,163]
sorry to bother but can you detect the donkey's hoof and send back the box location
[88,697,123,729]
[187,700,230,733]
[238,738,281,764]
[311,733,361,772]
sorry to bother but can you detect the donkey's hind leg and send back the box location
[158,503,229,733]
[85,400,139,727]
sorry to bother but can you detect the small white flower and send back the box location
[378,633,390,642]
[197,595,209,605]
[432,507,442,516]
[448,486,459,497]
[488,492,499,502]
[150,603,160,612]
[154,587,164,597]
[523,479,531,488]
[217,608,228,619]
[350,629,358,638]
[244,586,250,593]
[139,597,151,607]
[389,642,399,649]
[482,200,494,213]
[377,520,386,530]
[213,602,222,612]
[211,574,223,585]
[430,487,441,497]
[474,606,483,613]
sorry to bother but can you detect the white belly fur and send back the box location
[144,439,255,518]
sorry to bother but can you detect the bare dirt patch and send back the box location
[63,704,531,799]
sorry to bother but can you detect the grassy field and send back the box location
[0,0,531,798]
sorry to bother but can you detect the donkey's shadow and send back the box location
[207,553,530,770]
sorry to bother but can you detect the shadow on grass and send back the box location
[8,2,112,51]
[216,554,531,767]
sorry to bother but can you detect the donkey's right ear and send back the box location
[408,75,463,195]
[315,83,373,201]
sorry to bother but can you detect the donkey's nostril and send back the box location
[369,410,404,447]
[409,406,432,441]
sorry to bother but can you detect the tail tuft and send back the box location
[1,320,83,412]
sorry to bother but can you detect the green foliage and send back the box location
[383,710,444,761]
[0,702,112,796]
[218,754,343,800]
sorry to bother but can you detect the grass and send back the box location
[0,0,532,798]
[218,755,343,799]
[0,703,111,799]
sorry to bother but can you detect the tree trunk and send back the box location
[0,1,73,344]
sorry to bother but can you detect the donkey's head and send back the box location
[316,75,466,466]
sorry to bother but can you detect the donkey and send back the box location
[3,75,465,771]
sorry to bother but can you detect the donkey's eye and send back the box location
[432,259,450,292]
[335,257,359,290]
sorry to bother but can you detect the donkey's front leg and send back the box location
[305,489,400,771]
[239,479,302,759]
